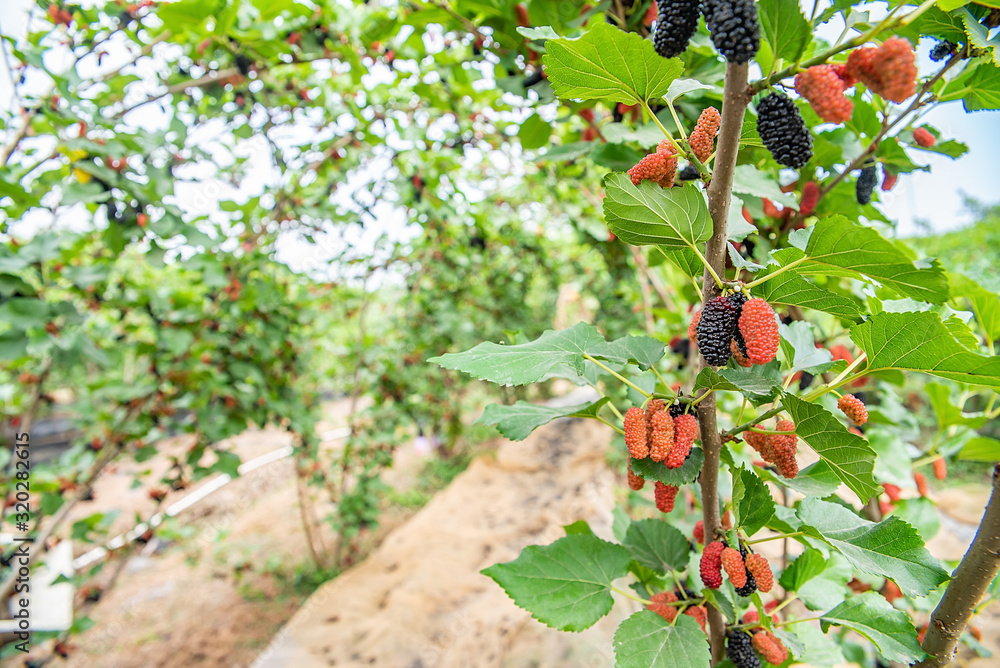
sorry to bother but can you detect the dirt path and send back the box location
[252,416,632,668]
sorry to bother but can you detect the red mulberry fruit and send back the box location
[653,0,701,59]
[745,554,773,593]
[799,180,820,216]
[830,62,857,87]
[684,604,708,632]
[882,171,898,191]
[915,471,929,496]
[795,64,854,124]
[627,459,646,490]
[934,457,947,481]
[689,107,721,161]
[647,590,679,621]
[721,547,747,588]
[722,509,733,530]
[655,481,679,513]
[693,520,705,544]
[726,630,761,668]
[738,298,780,365]
[752,631,789,665]
[731,339,753,367]
[838,394,868,425]
[702,0,759,64]
[757,92,812,168]
[772,419,799,479]
[628,152,672,187]
[846,37,917,103]
[700,541,725,589]
[913,127,936,147]
[668,413,698,469]
[883,483,901,502]
[744,430,774,461]
[646,398,666,421]
[856,163,877,205]
[624,407,650,459]
[650,409,675,462]
[697,295,739,366]
[688,311,701,345]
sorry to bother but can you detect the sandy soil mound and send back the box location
[253,417,636,668]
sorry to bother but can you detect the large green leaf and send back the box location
[850,311,1000,389]
[481,534,632,631]
[603,176,711,251]
[821,592,925,663]
[631,447,705,485]
[613,612,711,668]
[959,436,1000,462]
[588,334,666,370]
[695,363,782,401]
[797,498,950,597]
[429,322,606,386]
[758,0,811,62]
[794,216,950,303]
[623,519,692,573]
[925,382,987,429]
[780,321,836,375]
[754,268,861,318]
[732,467,775,536]
[780,549,851,610]
[543,23,684,104]
[477,398,610,441]
[783,395,880,503]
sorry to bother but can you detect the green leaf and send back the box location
[797,216,950,303]
[613,612,712,668]
[664,78,717,102]
[603,176,711,250]
[925,382,987,429]
[797,498,950,597]
[623,519,692,573]
[732,164,797,207]
[430,322,607,386]
[695,362,782,403]
[630,447,705,485]
[851,311,1000,389]
[757,459,842,497]
[780,321,835,375]
[887,497,940,542]
[588,335,666,370]
[759,0,811,62]
[821,592,925,663]
[783,395,880,503]
[517,26,561,40]
[477,398,610,441]
[780,549,851,611]
[655,246,702,281]
[959,436,1000,462]
[519,113,551,150]
[564,520,594,535]
[732,467,775,536]
[754,268,861,318]
[481,534,632,631]
[542,23,684,104]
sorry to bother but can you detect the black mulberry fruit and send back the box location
[726,630,762,668]
[678,162,700,181]
[930,40,957,62]
[756,92,812,168]
[702,0,759,64]
[856,163,878,204]
[653,0,701,60]
[735,542,758,596]
[696,296,738,366]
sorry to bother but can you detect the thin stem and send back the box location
[666,100,687,140]
[692,243,725,289]
[743,256,808,290]
[612,585,651,606]
[748,427,797,435]
[769,595,798,616]
[746,531,804,545]
[776,615,824,628]
[652,365,670,391]
[595,415,626,436]
[643,100,685,155]
[671,570,688,597]
[584,354,652,398]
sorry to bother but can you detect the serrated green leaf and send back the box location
[430,322,607,386]
[694,363,782,404]
[757,459,842,497]
[887,497,940,542]
[588,334,666,370]
[732,164,797,207]
[543,23,684,104]
[759,0,811,62]
[603,176,711,250]
[798,498,950,597]
[851,311,1000,389]
[754,268,861,318]
[477,398,610,441]
[959,436,1000,462]
[792,216,950,303]
[821,592,925,663]
[732,467,775,536]
[925,382,987,430]
[783,395,880,502]
[623,519,692,573]
[780,321,835,375]
[630,447,705,485]
[613,611,712,668]
[655,246,703,281]
[517,25,561,40]
[482,534,632,631]
[664,78,717,102]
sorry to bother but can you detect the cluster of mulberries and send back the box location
[688,107,721,162]
[745,419,799,478]
[653,0,702,60]
[856,163,878,205]
[795,64,854,124]
[756,92,813,168]
[627,140,679,188]
[702,0,759,63]
[738,298,779,365]
[846,37,917,103]
[654,480,680,513]
[913,127,936,147]
[837,394,868,425]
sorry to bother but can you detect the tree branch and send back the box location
[916,464,1000,668]
[697,60,751,664]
